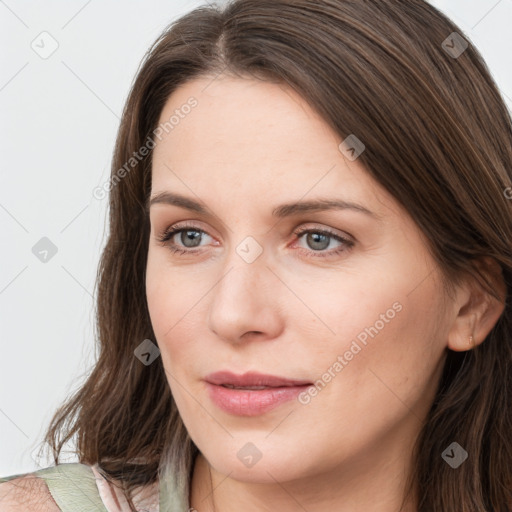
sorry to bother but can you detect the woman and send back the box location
[1,0,511,510]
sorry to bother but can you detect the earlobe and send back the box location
[448,302,479,353]
[467,312,476,349]
[447,258,506,352]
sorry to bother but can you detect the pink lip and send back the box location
[204,371,313,416]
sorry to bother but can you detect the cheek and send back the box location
[294,265,447,399]
[145,251,212,375]
[288,282,447,465]
[146,248,201,334]
[310,278,447,425]
[278,269,405,356]
[146,252,171,337]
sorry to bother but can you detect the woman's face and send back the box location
[146,75,454,484]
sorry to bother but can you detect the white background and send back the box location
[1,0,511,476]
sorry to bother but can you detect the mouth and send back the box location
[204,371,313,416]
[204,370,312,388]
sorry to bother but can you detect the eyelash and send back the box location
[156,222,354,259]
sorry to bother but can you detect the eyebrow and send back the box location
[147,191,379,219]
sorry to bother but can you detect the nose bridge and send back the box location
[214,240,269,310]
[207,238,282,341]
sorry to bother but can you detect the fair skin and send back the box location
[145,75,504,512]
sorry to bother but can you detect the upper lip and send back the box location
[205,371,312,388]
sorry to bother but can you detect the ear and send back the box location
[447,257,506,352]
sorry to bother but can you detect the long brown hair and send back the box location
[43,1,512,509]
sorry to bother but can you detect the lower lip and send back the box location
[205,382,312,416]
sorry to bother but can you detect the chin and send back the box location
[199,436,315,483]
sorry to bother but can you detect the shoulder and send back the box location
[0,463,104,512]
[1,462,161,512]
[0,472,60,511]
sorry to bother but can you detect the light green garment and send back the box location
[0,462,189,511]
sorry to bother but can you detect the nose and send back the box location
[207,250,284,345]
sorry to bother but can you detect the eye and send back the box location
[292,227,354,258]
[155,223,354,258]
[155,222,214,255]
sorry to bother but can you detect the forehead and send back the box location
[151,75,392,217]
[154,75,335,162]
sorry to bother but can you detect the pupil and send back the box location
[308,233,329,250]
[181,230,201,247]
